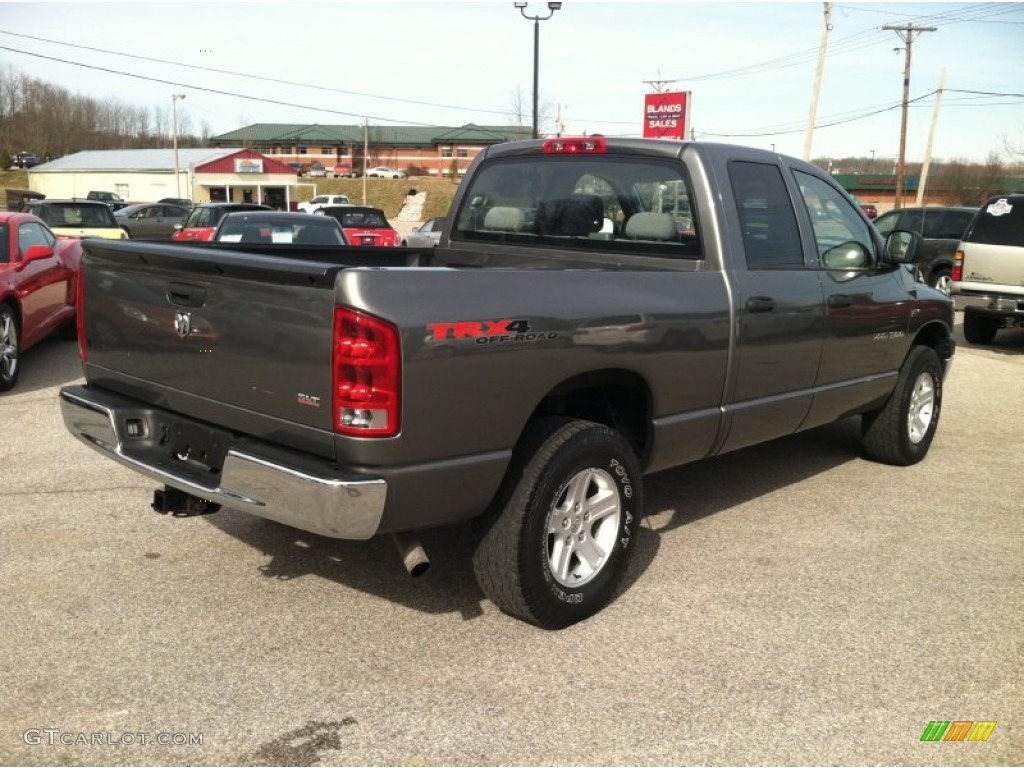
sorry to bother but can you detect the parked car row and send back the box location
[284,162,406,178]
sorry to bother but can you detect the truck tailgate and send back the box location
[960,241,1024,296]
[80,241,342,459]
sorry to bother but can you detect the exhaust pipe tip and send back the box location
[392,531,430,578]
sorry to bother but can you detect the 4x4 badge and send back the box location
[174,311,192,339]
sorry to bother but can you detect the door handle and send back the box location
[167,282,207,307]
[745,296,775,313]
[827,294,853,308]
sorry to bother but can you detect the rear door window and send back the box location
[729,161,804,268]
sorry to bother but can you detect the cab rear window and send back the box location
[451,156,701,259]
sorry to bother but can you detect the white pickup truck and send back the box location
[297,194,352,213]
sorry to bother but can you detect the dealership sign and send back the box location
[234,158,264,173]
[643,91,691,140]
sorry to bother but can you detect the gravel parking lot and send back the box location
[1,316,1021,766]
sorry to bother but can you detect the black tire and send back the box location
[862,345,943,466]
[0,303,20,392]
[473,418,642,629]
[963,312,999,345]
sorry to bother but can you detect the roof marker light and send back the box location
[543,136,607,154]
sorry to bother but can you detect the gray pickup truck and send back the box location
[60,137,955,628]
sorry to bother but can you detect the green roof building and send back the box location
[209,123,533,178]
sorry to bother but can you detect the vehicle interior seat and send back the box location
[483,206,525,232]
[239,226,271,244]
[624,212,676,241]
[536,194,604,237]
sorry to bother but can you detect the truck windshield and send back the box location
[452,156,701,259]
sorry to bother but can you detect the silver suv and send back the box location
[951,193,1024,344]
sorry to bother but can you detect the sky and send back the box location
[0,0,1022,164]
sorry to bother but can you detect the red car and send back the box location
[316,206,400,247]
[0,212,82,391]
[171,203,272,242]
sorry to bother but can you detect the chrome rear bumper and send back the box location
[59,386,386,539]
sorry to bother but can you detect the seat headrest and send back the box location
[483,206,526,232]
[625,212,677,241]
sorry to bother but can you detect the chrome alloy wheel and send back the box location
[907,370,936,444]
[933,274,952,295]
[545,468,622,588]
[0,311,18,382]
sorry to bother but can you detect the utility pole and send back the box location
[883,22,936,208]
[362,119,368,205]
[803,2,832,161]
[916,68,946,206]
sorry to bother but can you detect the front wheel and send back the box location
[862,345,943,466]
[0,304,20,392]
[473,418,642,629]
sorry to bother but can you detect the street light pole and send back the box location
[514,2,561,139]
[171,93,186,198]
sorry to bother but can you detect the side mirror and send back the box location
[21,244,54,265]
[884,229,919,264]
[173,223,184,231]
[822,241,871,270]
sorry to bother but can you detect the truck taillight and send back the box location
[952,248,964,282]
[332,307,400,437]
[76,263,87,362]
[543,136,607,154]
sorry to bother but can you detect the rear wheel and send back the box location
[473,418,642,629]
[963,312,999,345]
[930,268,952,295]
[862,345,943,466]
[0,304,20,392]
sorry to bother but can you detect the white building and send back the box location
[27,148,304,209]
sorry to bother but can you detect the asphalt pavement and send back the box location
[1,315,1021,766]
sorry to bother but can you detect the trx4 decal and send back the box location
[427,319,558,345]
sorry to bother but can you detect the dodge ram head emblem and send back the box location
[174,311,192,339]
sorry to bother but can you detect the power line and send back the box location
[0,44,465,127]
[0,30,509,118]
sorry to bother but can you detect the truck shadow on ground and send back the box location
[204,417,864,624]
[952,310,1024,356]
[4,334,83,396]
